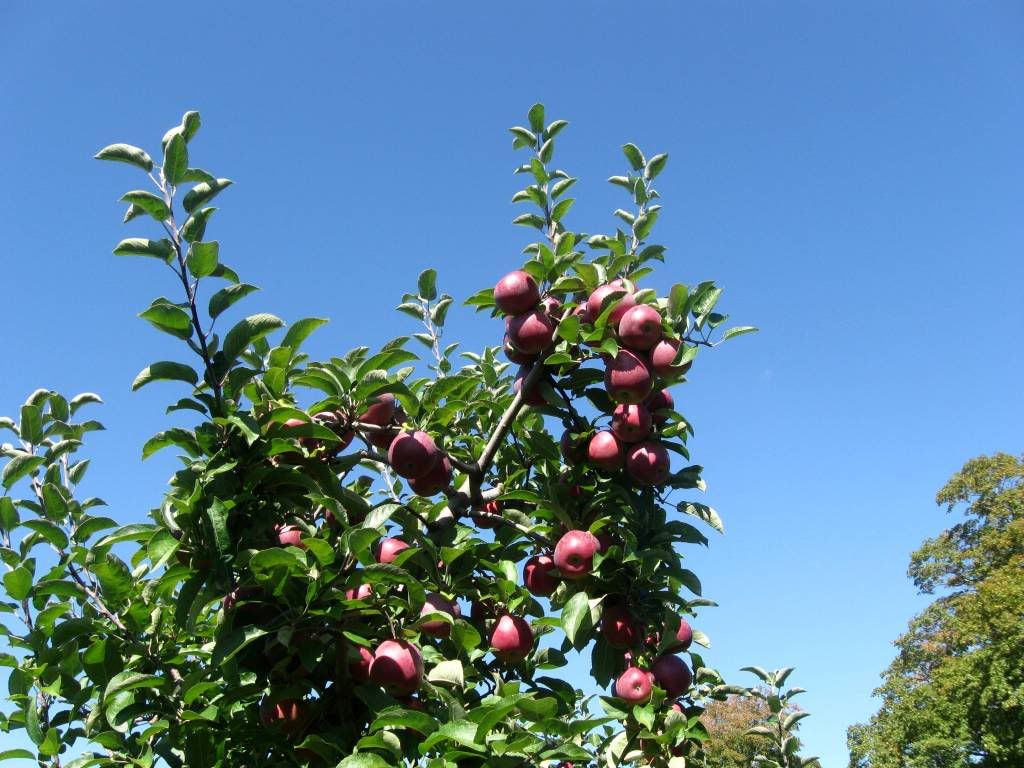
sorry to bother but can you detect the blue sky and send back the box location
[2,2,1023,765]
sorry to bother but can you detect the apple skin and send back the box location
[345,583,373,601]
[276,524,306,549]
[388,430,441,479]
[375,537,410,564]
[494,270,540,315]
[644,388,675,426]
[541,295,563,318]
[604,349,654,404]
[408,456,453,497]
[259,697,306,735]
[490,614,534,662]
[649,338,692,378]
[514,365,547,406]
[601,605,640,649]
[503,334,537,364]
[507,310,555,355]
[617,304,663,351]
[610,403,652,443]
[312,410,354,454]
[523,554,560,596]
[420,593,461,638]
[472,500,502,529]
[369,639,424,695]
[553,530,601,579]
[359,393,397,426]
[625,441,671,485]
[587,430,625,472]
[665,618,694,652]
[651,654,692,698]
[348,644,374,682]
[614,665,654,704]
[560,430,588,466]
[585,281,635,325]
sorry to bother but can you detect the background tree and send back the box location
[847,453,1024,768]
[0,106,764,767]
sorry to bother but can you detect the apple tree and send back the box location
[1,106,772,767]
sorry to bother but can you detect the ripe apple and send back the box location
[651,654,692,697]
[490,613,534,662]
[375,537,410,564]
[614,665,653,704]
[369,639,424,695]
[610,403,652,443]
[259,697,306,735]
[408,456,453,497]
[649,338,692,378]
[345,583,373,601]
[312,410,354,454]
[388,430,441,479]
[605,349,653,404]
[541,295,563,317]
[601,605,639,649]
[348,644,373,682]
[587,430,624,472]
[472,499,502,529]
[617,304,663,351]
[494,270,540,315]
[585,281,635,325]
[420,593,461,638]
[665,617,694,652]
[514,365,547,406]
[359,393,397,426]
[523,554,559,596]
[276,524,306,549]
[503,333,537,364]
[553,529,600,579]
[626,441,671,485]
[644,389,674,425]
[506,310,555,355]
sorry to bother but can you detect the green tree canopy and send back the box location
[847,452,1024,768]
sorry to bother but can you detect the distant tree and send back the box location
[701,692,772,767]
[847,453,1024,768]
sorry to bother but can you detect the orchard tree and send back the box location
[1,106,772,767]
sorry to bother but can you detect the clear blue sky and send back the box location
[2,3,1022,765]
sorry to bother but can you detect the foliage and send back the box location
[0,106,764,767]
[847,453,1024,768]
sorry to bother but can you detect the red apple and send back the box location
[494,270,540,315]
[665,618,694,652]
[649,338,692,378]
[514,365,547,406]
[370,639,424,695]
[644,389,675,425]
[553,529,600,579]
[375,537,410,564]
[276,524,306,549]
[388,430,441,479]
[617,304,663,351]
[610,403,652,443]
[541,295,563,317]
[472,499,502,529]
[503,334,537,364]
[259,698,306,735]
[585,281,635,325]
[348,644,373,681]
[345,583,372,601]
[369,426,398,451]
[408,456,453,497]
[490,614,534,662]
[523,554,559,596]
[601,605,640,649]
[419,593,461,638]
[651,654,692,697]
[359,393,397,426]
[615,666,653,704]
[605,349,653,404]
[507,310,555,355]
[587,430,624,472]
[626,441,671,485]
[312,410,354,454]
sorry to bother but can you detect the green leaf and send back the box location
[131,361,199,391]
[509,126,537,147]
[24,696,42,744]
[180,110,201,142]
[783,710,810,731]
[181,207,216,243]
[721,326,758,342]
[183,178,233,213]
[94,143,153,172]
[281,317,327,351]
[427,659,464,687]
[417,268,438,301]
[546,119,569,138]
[539,137,554,163]
[113,238,173,261]
[19,404,43,444]
[22,519,68,549]
[0,750,36,760]
[2,453,45,489]
[209,283,259,319]
[186,241,219,278]
[561,592,599,647]
[139,301,193,339]
[741,666,773,684]
[336,755,392,768]
[104,671,165,701]
[3,566,32,600]
[120,190,170,221]
[645,152,668,180]
[222,313,285,363]
[551,197,574,222]
[528,103,545,133]
[622,143,645,171]
[163,131,188,185]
